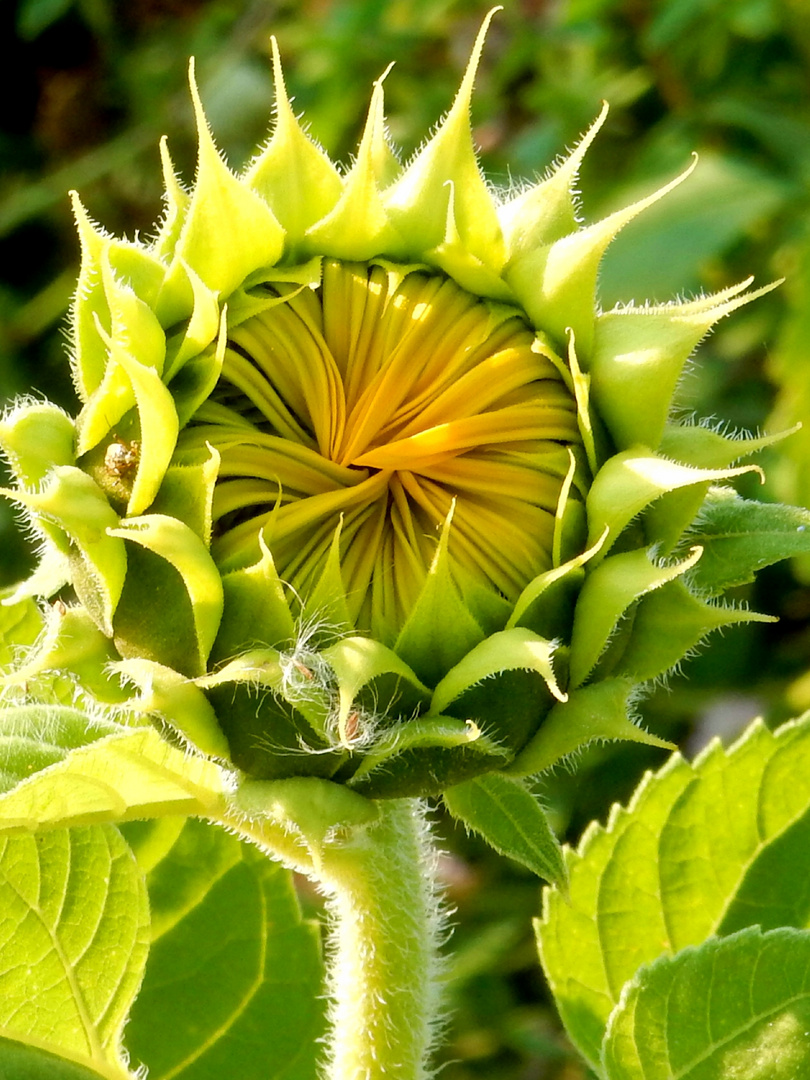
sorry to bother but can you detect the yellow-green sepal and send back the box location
[245,37,343,254]
[157,61,285,327]
[588,279,777,451]
[659,422,795,469]
[150,443,219,544]
[3,467,126,636]
[109,514,223,675]
[302,520,353,633]
[507,678,673,777]
[1,544,71,607]
[505,161,697,356]
[199,649,342,781]
[640,423,787,552]
[212,534,295,663]
[427,180,515,301]
[304,69,403,261]
[586,449,763,556]
[75,259,168,456]
[431,627,566,717]
[152,136,190,263]
[322,636,430,748]
[227,259,322,327]
[171,309,227,427]
[394,508,486,686]
[162,260,221,381]
[612,578,775,683]
[569,545,704,688]
[0,403,74,488]
[348,715,508,791]
[1,603,126,703]
[383,10,504,273]
[69,194,166,399]
[499,103,608,258]
[113,657,231,759]
[509,529,607,640]
[0,594,42,667]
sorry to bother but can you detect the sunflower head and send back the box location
[0,12,794,797]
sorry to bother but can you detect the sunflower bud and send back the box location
[0,13,800,798]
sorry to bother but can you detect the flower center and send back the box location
[183,260,583,641]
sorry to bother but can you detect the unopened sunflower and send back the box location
[0,13,793,798]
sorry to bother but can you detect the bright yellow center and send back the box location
[183,260,583,641]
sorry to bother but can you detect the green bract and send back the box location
[0,14,797,798]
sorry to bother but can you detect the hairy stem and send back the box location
[223,788,444,1079]
[316,797,443,1080]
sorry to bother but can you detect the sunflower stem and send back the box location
[317,797,443,1080]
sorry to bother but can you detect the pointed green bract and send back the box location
[0,402,75,487]
[322,636,429,746]
[170,62,285,308]
[443,773,566,887]
[109,514,223,673]
[431,627,565,716]
[499,104,609,259]
[586,450,763,555]
[589,279,778,452]
[569,545,703,688]
[506,161,697,354]
[508,678,670,777]
[383,9,503,269]
[246,37,343,251]
[395,511,486,687]
[3,468,126,635]
[305,72,401,260]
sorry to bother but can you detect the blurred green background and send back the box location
[2,0,810,1076]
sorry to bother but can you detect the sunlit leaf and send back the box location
[0,825,148,1079]
[603,927,810,1080]
[123,817,325,1080]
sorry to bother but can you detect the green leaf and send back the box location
[602,927,810,1080]
[0,825,149,1079]
[443,774,566,887]
[537,714,810,1074]
[685,490,810,595]
[0,1037,119,1079]
[123,818,325,1080]
[0,705,121,794]
[0,718,225,831]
